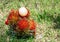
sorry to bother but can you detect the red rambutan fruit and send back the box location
[7,9,19,23]
[29,20,36,30]
[17,19,29,31]
[29,20,36,35]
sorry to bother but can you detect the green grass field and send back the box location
[0,0,60,42]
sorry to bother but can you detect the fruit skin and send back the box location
[7,9,19,24]
[29,20,36,30]
[17,19,29,31]
[5,19,9,25]
[19,7,30,18]
[29,20,36,35]
[8,9,19,20]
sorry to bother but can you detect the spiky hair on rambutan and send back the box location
[17,19,29,31]
[5,9,20,25]
[29,20,36,35]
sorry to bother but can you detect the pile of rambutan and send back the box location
[5,7,36,38]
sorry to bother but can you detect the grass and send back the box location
[0,0,60,42]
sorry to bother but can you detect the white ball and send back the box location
[19,7,28,16]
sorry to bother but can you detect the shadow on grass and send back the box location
[6,29,34,42]
[6,29,34,39]
[53,14,60,29]
[6,24,34,42]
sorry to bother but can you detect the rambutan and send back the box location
[8,9,19,23]
[29,20,36,35]
[29,20,36,30]
[17,19,29,31]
